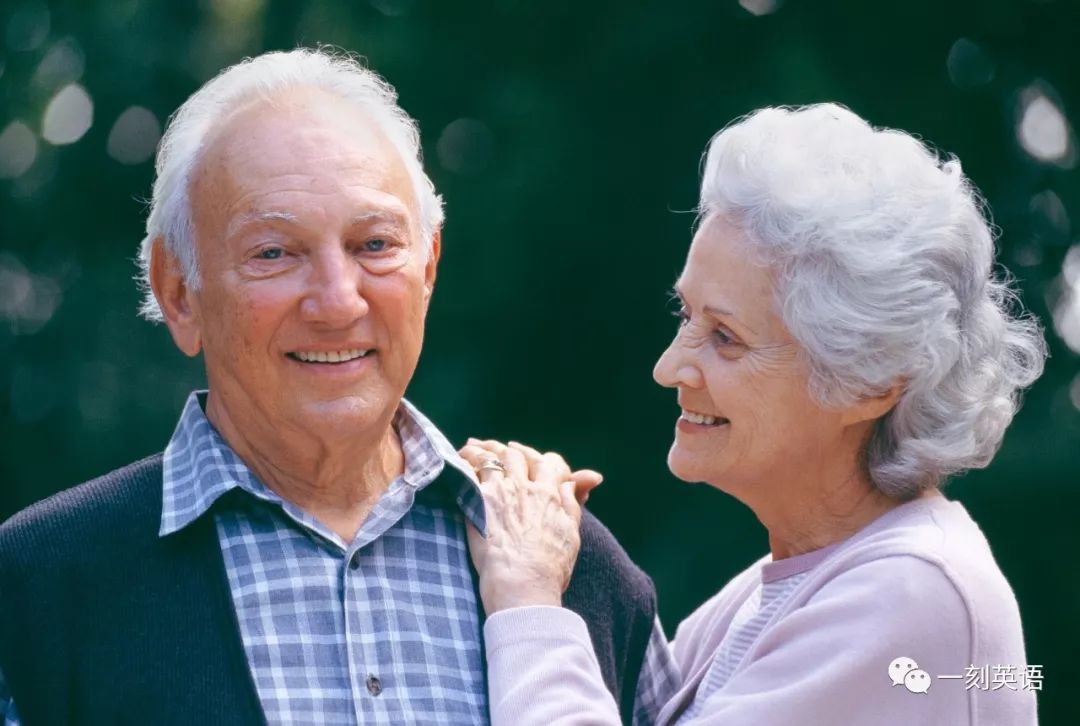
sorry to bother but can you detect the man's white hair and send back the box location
[699,103,1047,499]
[136,47,444,321]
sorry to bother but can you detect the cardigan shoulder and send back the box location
[0,453,165,571]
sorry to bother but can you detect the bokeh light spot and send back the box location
[739,0,782,16]
[1052,269,1080,355]
[946,38,995,89]
[5,2,50,53]
[0,253,62,335]
[1070,373,1080,412]
[42,83,93,145]
[437,118,495,176]
[0,121,38,178]
[1028,189,1071,247]
[31,37,85,90]
[1062,245,1080,288]
[1017,86,1076,167]
[107,106,161,165]
[210,0,267,24]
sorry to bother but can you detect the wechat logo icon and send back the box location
[889,656,932,694]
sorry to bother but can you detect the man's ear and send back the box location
[841,381,905,427]
[149,238,202,357]
[423,229,442,303]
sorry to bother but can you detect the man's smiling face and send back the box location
[180,89,439,444]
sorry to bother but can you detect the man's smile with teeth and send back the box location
[288,349,373,364]
[681,409,729,426]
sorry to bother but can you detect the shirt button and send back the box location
[366,674,382,696]
[349,554,361,571]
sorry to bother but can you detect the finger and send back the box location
[570,470,603,504]
[458,443,490,467]
[499,445,530,482]
[474,438,509,456]
[459,445,506,486]
[508,441,544,480]
[570,469,603,489]
[532,455,571,493]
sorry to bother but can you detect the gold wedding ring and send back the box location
[477,458,507,475]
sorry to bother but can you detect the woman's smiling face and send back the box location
[652,214,857,499]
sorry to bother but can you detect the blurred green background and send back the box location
[1,0,1077,722]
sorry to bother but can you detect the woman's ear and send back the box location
[842,381,904,426]
[149,238,202,357]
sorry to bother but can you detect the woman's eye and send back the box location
[256,247,284,260]
[672,307,690,326]
[714,329,735,345]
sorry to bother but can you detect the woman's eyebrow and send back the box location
[703,304,756,336]
[673,285,755,334]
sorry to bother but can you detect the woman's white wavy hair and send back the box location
[700,103,1047,499]
[136,47,444,321]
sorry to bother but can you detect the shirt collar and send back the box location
[160,391,485,537]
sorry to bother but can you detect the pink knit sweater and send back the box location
[483,495,1038,725]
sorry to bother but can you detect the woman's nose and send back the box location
[653,338,704,389]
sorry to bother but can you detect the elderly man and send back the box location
[0,49,675,725]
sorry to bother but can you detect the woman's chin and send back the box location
[666,448,710,484]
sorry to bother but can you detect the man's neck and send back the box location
[205,396,406,543]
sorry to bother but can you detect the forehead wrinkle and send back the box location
[196,90,417,201]
[194,111,422,248]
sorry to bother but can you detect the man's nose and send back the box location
[653,337,704,390]
[300,249,369,327]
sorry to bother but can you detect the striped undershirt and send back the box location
[677,541,842,722]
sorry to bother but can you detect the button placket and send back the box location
[342,546,375,722]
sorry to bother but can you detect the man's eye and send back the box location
[715,329,734,345]
[256,248,284,260]
[364,238,388,252]
[672,307,690,325]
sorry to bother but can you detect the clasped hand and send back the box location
[459,439,602,615]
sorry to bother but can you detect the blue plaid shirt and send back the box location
[1,391,678,724]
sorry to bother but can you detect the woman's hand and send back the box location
[459,439,602,615]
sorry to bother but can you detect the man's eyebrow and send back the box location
[227,211,299,238]
[349,210,409,227]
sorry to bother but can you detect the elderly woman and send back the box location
[462,104,1045,726]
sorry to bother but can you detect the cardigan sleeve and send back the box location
[483,606,623,726]
[674,555,983,726]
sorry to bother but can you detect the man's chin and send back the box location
[291,395,398,435]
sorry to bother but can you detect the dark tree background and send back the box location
[1,0,1077,722]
